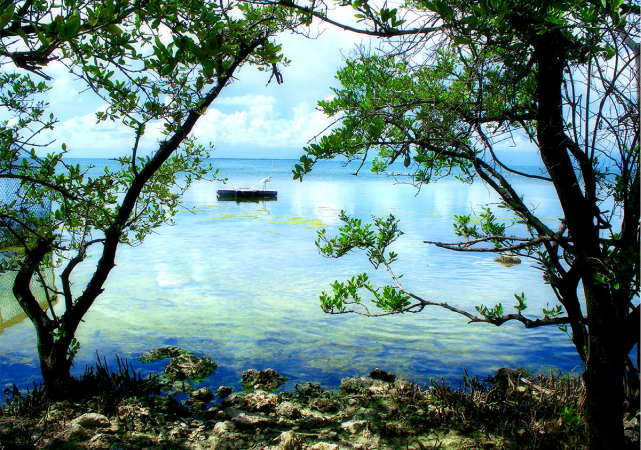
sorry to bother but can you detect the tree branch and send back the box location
[423,235,568,252]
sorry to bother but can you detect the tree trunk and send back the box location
[36,329,73,399]
[534,33,625,449]
[582,282,625,449]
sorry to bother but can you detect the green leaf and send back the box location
[0,3,15,29]
[103,24,123,35]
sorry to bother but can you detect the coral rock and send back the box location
[213,420,236,436]
[243,390,280,412]
[190,387,215,403]
[370,368,396,382]
[276,401,301,419]
[242,368,288,390]
[164,354,217,381]
[232,413,275,429]
[309,443,339,450]
[340,420,367,435]
[139,346,190,363]
[277,430,301,450]
[72,413,110,428]
[65,423,91,441]
[216,385,234,398]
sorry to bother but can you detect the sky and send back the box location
[34,7,541,166]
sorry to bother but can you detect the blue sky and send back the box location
[36,14,541,166]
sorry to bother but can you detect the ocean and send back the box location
[0,158,583,394]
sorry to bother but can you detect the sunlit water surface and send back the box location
[0,158,584,394]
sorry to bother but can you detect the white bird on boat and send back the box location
[260,176,271,190]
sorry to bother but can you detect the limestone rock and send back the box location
[164,354,217,381]
[368,380,391,396]
[277,430,301,450]
[224,407,243,419]
[216,385,234,398]
[309,443,339,450]
[296,382,323,398]
[72,413,110,428]
[65,423,91,441]
[300,412,326,429]
[232,413,275,429]
[310,397,340,413]
[168,424,188,439]
[243,390,280,412]
[242,368,288,390]
[139,346,191,362]
[340,376,374,393]
[191,401,207,414]
[190,387,214,403]
[275,401,301,419]
[370,368,396,382]
[340,420,367,435]
[213,420,236,436]
[393,378,417,394]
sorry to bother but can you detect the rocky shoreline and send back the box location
[1,349,638,449]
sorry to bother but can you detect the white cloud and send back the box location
[216,94,276,107]
[38,95,334,158]
[47,107,138,157]
[194,99,332,149]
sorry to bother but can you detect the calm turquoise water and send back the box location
[0,158,584,394]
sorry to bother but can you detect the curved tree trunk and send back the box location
[11,238,75,398]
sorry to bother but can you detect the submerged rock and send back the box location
[296,382,323,398]
[139,346,191,363]
[494,254,522,265]
[190,387,214,403]
[242,368,288,390]
[216,385,234,398]
[370,368,396,382]
[164,354,217,381]
[340,376,375,393]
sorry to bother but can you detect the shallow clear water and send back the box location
[0,158,584,394]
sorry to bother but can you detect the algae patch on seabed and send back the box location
[268,216,325,228]
[196,211,270,222]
